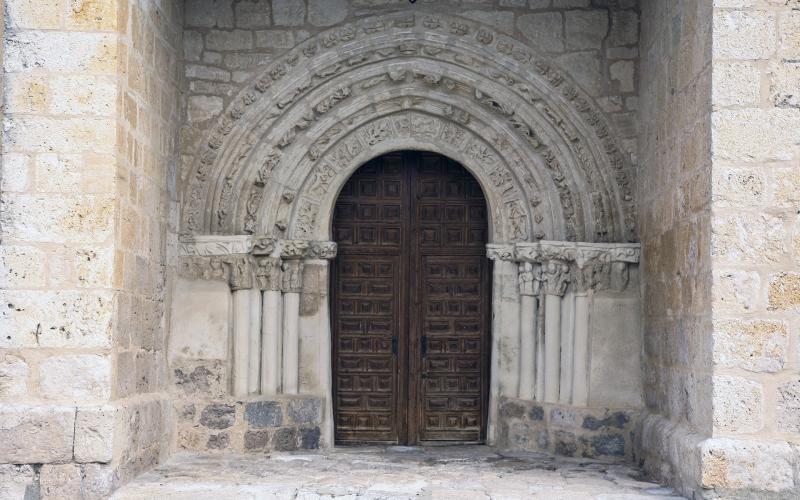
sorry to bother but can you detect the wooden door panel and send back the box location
[332,151,489,445]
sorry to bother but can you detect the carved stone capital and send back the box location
[518,262,543,297]
[280,239,310,259]
[543,259,570,296]
[228,255,255,291]
[486,243,515,261]
[515,243,542,263]
[178,256,230,282]
[255,257,282,291]
[251,236,277,256]
[281,259,305,293]
[179,235,253,256]
[308,240,338,260]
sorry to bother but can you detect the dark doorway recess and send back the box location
[331,150,491,445]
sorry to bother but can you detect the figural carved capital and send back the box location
[308,241,338,260]
[251,236,277,256]
[281,259,304,293]
[255,256,282,291]
[227,255,255,291]
[543,259,570,296]
[518,262,543,297]
[280,239,310,259]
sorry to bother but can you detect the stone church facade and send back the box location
[0,0,798,498]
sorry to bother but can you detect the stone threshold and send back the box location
[111,445,685,499]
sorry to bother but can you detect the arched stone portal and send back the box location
[172,12,643,455]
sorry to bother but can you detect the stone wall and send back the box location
[636,0,800,498]
[634,0,713,493]
[0,0,183,497]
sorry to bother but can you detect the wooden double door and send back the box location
[332,151,491,444]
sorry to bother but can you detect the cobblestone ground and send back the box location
[111,446,685,499]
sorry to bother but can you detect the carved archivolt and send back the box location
[182,12,637,243]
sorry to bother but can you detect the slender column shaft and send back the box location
[260,289,282,394]
[535,305,546,401]
[543,293,562,403]
[572,293,590,406]
[518,294,537,399]
[247,289,262,394]
[232,289,251,397]
[282,292,300,394]
[559,292,575,404]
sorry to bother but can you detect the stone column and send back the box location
[517,262,541,400]
[543,260,570,403]
[280,240,309,395]
[572,250,599,407]
[229,255,259,396]
[255,256,282,395]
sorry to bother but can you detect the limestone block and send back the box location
[711,168,765,208]
[169,278,230,360]
[5,73,49,113]
[589,296,642,408]
[776,379,800,432]
[460,11,515,32]
[0,354,29,400]
[308,0,346,27]
[713,62,761,108]
[0,246,46,288]
[184,30,204,61]
[185,63,231,82]
[0,290,113,349]
[0,464,37,500]
[40,463,82,500]
[0,154,31,192]
[499,0,526,6]
[713,10,776,60]
[5,116,117,154]
[565,10,608,50]
[711,213,787,264]
[556,51,603,95]
[517,13,564,53]
[778,10,800,60]
[0,405,75,462]
[610,60,634,92]
[185,0,234,28]
[81,464,115,499]
[187,95,224,123]
[235,0,272,29]
[528,0,550,8]
[39,354,112,402]
[5,0,65,28]
[769,61,800,110]
[768,272,800,311]
[205,30,254,51]
[35,154,115,194]
[75,405,116,463]
[49,75,117,115]
[553,0,588,6]
[273,0,306,26]
[712,375,763,433]
[4,31,117,74]
[712,269,760,313]
[255,30,296,49]
[713,319,787,372]
[608,10,638,47]
[65,0,118,31]
[700,438,795,493]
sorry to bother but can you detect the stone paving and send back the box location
[111,446,685,499]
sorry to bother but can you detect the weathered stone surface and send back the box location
[172,361,226,398]
[712,376,763,433]
[244,430,270,450]
[0,464,37,499]
[610,60,635,92]
[205,30,253,51]
[235,0,272,28]
[0,405,75,462]
[712,213,787,264]
[185,0,234,28]
[272,0,305,26]
[516,13,564,53]
[460,10,515,32]
[200,403,236,429]
[207,432,230,450]
[187,95,224,124]
[582,412,628,431]
[608,10,638,47]
[712,109,800,162]
[588,434,625,457]
[713,10,776,59]
[0,354,29,399]
[287,398,321,424]
[565,10,608,50]
[713,319,787,372]
[40,463,82,500]
[308,0,347,27]
[39,354,111,401]
[245,401,283,428]
[272,427,298,451]
[714,62,761,108]
[75,405,116,463]
[776,378,800,432]
[700,438,796,493]
[768,272,800,311]
[300,426,321,449]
